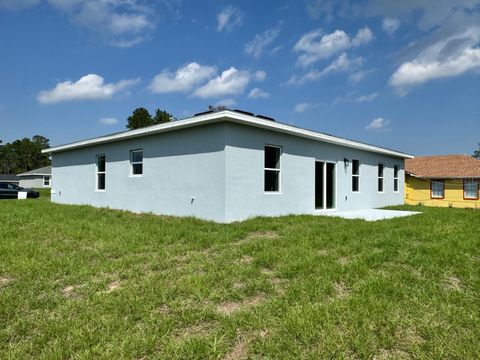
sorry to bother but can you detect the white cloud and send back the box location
[193,67,253,99]
[254,70,267,82]
[149,62,217,94]
[0,0,39,10]
[363,0,480,31]
[294,27,373,67]
[294,102,317,113]
[37,74,139,104]
[214,98,237,107]
[248,88,270,99]
[99,117,118,125]
[389,26,480,94]
[41,0,173,47]
[382,17,400,35]
[352,27,374,46]
[245,25,281,58]
[355,92,378,102]
[288,53,362,85]
[217,5,243,32]
[366,117,390,131]
[348,69,375,83]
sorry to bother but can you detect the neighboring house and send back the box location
[17,166,51,189]
[405,155,480,208]
[42,109,412,222]
[0,174,20,185]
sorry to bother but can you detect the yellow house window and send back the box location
[430,180,444,199]
[464,180,479,200]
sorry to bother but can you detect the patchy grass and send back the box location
[1,192,480,359]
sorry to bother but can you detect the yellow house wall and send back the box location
[405,175,480,208]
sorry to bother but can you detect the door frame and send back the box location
[314,159,337,211]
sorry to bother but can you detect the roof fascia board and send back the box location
[43,110,413,158]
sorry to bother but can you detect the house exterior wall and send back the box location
[224,123,405,222]
[405,175,480,208]
[19,175,50,188]
[50,121,406,222]
[51,123,227,221]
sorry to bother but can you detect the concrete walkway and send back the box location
[321,209,421,221]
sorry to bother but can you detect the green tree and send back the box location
[0,136,50,174]
[474,143,480,159]
[126,108,154,130]
[153,108,175,124]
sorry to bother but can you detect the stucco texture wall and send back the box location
[405,175,480,209]
[52,123,227,221]
[19,176,48,189]
[51,121,406,222]
[224,123,405,222]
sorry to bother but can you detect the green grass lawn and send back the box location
[1,191,479,359]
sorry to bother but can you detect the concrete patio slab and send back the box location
[321,209,421,221]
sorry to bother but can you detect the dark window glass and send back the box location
[394,165,399,178]
[378,178,384,192]
[97,155,106,172]
[378,163,384,177]
[352,176,359,192]
[0,184,7,189]
[131,150,143,163]
[264,146,280,169]
[352,160,359,175]
[132,163,143,175]
[264,170,279,192]
[97,174,105,190]
[394,179,399,192]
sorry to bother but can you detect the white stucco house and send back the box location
[43,110,413,222]
[18,166,51,188]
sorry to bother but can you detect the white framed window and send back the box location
[430,180,444,199]
[130,149,143,176]
[96,154,106,191]
[393,165,399,192]
[264,145,281,192]
[43,175,51,187]
[352,159,360,192]
[464,179,479,200]
[378,163,384,192]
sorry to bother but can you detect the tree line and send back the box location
[0,136,51,174]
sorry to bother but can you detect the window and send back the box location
[430,180,444,199]
[378,163,384,192]
[264,145,281,192]
[464,180,479,200]
[43,175,51,187]
[130,149,143,176]
[393,165,399,192]
[352,159,360,192]
[96,154,106,191]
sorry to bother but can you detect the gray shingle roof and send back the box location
[17,166,51,177]
[0,174,20,182]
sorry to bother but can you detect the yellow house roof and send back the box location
[406,154,480,179]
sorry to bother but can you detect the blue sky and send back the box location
[1,0,479,156]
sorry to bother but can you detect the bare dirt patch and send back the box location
[337,257,350,266]
[373,348,410,360]
[236,231,279,245]
[260,268,274,276]
[317,249,329,256]
[223,336,249,360]
[396,327,425,346]
[333,281,351,299]
[106,280,122,293]
[62,285,75,297]
[442,275,463,292]
[235,255,253,265]
[0,276,12,287]
[217,294,266,315]
[232,282,246,290]
[175,321,212,341]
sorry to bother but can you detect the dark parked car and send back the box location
[0,183,39,199]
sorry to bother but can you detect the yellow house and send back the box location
[405,155,480,209]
